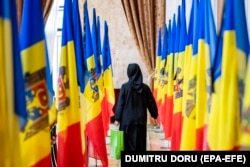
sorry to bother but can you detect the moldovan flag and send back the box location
[83,1,108,166]
[235,0,250,150]
[201,0,217,150]
[171,0,187,150]
[217,0,248,150]
[101,21,115,136]
[0,0,27,166]
[182,0,194,122]
[91,9,106,137]
[164,15,176,139]
[72,0,87,165]
[91,9,102,79]
[154,28,162,120]
[73,0,85,93]
[173,7,180,78]
[181,0,199,150]
[55,0,83,166]
[158,24,168,131]
[19,0,51,166]
[195,0,207,150]
[161,22,171,139]
[207,14,223,150]
[241,48,250,148]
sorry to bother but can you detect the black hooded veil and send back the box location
[115,63,158,151]
[127,63,143,93]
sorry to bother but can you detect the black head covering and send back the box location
[127,63,143,93]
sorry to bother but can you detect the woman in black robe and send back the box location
[114,63,158,151]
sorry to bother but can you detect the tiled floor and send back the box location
[88,124,170,167]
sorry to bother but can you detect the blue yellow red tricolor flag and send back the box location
[194,0,207,150]
[55,0,84,166]
[72,0,88,165]
[180,0,199,150]
[201,0,217,150]
[195,0,217,150]
[217,0,249,150]
[83,1,108,166]
[164,14,176,139]
[154,27,162,122]
[171,0,187,150]
[242,46,250,149]
[173,6,181,77]
[19,0,51,166]
[91,9,106,138]
[92,8,102,77]
[233,0,250,150]
[158,24,168,134]
[73,0,85,93]
[101,20,115,137]
[0,0,27,166]
[181,0,195,123]
[207,11,224,150]
[161,22,171,139]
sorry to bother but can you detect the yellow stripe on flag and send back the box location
[241,58,250,148]
[195,39,207,150]
[181,54,197,150]
[21,42,46,73]
[217,31,240,150]
[0,18,22,167]
[56,42,81,131]
[20,42,51,166]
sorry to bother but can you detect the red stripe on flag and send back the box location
[86,113,108,167]
[163,96,173,139]
[31,155,51,167]
[101,98,108,137]
[82,150,88,167]
[101,95,114,137]
[196,126,204,150]
[171,112,183,150]
[57,122,83,167]
[156,99,163,125]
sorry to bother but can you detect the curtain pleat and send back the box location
[121,0,165,89]
[42,0,54,23]
[16,0,54,31]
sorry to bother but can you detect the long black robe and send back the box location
[115,63,158,151]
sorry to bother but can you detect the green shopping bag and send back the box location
[110,129,124,159]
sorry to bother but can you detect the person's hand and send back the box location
[152,118,158,126]
[114,120,120,126]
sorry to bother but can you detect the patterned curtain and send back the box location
[121,0,165,89]
[16,0,54,30]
